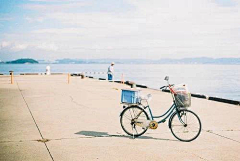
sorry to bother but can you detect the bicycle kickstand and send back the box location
[132,125,135,139]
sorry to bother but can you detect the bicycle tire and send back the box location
[120,106,149,137]
[169,109,201,142]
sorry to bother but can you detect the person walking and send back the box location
[107,62,115,81]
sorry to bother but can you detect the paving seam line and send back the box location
[16,81,55,161]
[205,130,240,144]
[0,139,49,143]
[69,96,89,108]
[176,148,209,161]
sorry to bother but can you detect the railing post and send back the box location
[121,73,125,84]
[9,71,14,84]
[68,73,70,84]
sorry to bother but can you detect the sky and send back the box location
[0,0,240,61]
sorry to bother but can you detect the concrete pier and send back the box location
[0,75,240,161]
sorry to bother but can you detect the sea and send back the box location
[0,64,240,101]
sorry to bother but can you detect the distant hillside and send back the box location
[155,57,240,64]
[6,59,39,64]
[2,57,240,65]
[53,57,240,64]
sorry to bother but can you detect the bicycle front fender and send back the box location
[168,111,176,128]
[168,109,188,128]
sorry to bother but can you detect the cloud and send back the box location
[34,0,240,48]
[1,0,240,59]
[32,28,85,34]
[28,0,82,2]
[22,1,91,12]
[0,17,13,21]
[215,0,238,6]
[25,16,45,23]
[0,41,11,49]
[43,0,240,36]
[35,43,58,51]
[11,44,29,52]
[0,14,13,21]
[0,41,28,52]
[0,41,58,52]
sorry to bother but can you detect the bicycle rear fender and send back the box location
[119,105,148,117]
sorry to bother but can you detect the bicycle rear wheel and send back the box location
[170,109,201,142]
[120,106,149,137]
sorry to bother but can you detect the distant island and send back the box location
[5,59,39,64]
[1,57,240,65]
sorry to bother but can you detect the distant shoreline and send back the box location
[1,57,240,65]
[1,63,240,65]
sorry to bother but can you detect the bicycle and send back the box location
[120,76,202,142]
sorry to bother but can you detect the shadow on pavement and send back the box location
[75,130,178,142]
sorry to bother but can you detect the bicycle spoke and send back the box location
[132,108,137,117]
[123,113,133,120]
[175,126,185,133]
[128,109,134,119]
[172,124,184,127]
[187,125,200,132]
[133,125,139,135]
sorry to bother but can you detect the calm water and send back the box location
[0,64,240,101]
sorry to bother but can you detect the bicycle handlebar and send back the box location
[160,84,174,90]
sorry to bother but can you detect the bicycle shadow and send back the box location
[75,130,178,142]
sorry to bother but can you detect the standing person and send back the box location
[107,62,115,81]
[46,65,51,75]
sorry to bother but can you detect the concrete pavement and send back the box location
[0,75,240,161]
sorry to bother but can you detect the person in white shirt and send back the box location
[107,62,115,80]
[46,65,51,75]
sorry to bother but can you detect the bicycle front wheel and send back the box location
[170,109,201,142]
[120,106,149,137]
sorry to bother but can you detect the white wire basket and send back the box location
[173,84,191,108]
